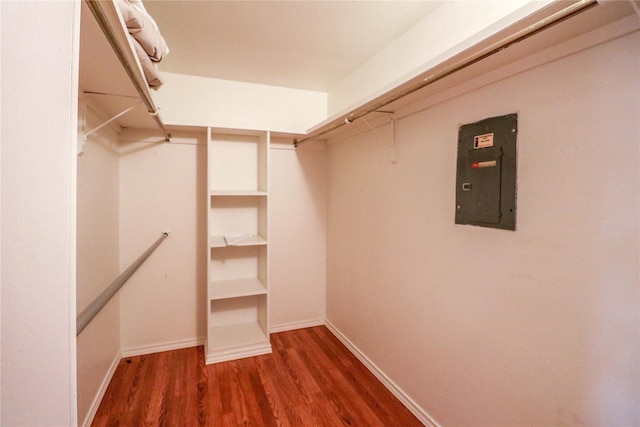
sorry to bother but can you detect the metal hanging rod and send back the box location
[76,232,169,336]
[85,0,171,142]
[294,0,598,147]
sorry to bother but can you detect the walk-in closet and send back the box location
[1,1,639,426]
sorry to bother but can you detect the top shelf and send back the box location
[80,1,142,99]
[80,1,169,135]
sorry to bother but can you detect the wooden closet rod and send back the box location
[85,0,171,142]
[294,0,598,147]
[76,232,169,336]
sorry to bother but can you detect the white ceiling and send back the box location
[144,1,443,92]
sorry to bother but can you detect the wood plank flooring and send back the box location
[92,325,423,426]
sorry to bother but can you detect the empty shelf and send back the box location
[209,278,267,300]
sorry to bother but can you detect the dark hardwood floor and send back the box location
[92,325,423,426]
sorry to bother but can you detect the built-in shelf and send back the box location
[208,322,270,353]
[210,234,267,248]
[209,236,226,248]
[206,128,271,364]
[209,278,268,300]
[210,191,268,197]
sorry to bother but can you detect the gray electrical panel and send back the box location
[455,114,517,230]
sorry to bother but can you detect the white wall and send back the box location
[0,1,79,425]
[326,23,639,427]
[326,0,552,117]
[118,130,207,354]
[269,141,327,331]
[76,107,121,426]
[153,73,327,134]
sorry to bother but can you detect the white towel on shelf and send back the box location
[116,0,170,62]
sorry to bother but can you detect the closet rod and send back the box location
[294,0,598,147]
[85,0,171,142]
[76,232,169,336]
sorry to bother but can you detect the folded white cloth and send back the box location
[116,0,169,62]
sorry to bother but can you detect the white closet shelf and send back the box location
[209,278,267,300]
[206,128,271,364]
[210,234,267,248]
[80,1,170,136]
[208,322,270,353]
[210,190,268,197]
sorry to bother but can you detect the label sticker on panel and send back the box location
[471,160,497,169]
[474,133,494,149]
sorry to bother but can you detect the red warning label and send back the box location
[471,160,497,169]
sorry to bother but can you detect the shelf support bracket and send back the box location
[84,100,143,141]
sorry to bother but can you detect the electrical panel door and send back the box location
[455,114,517,230]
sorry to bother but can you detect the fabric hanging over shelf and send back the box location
[85,0,171,141]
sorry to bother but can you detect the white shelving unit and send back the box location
[206,128,272,364]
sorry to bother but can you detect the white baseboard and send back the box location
[80,350,122,427]
[324,320,441,427]
[270,317,326,333]
[121,336,205,358]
